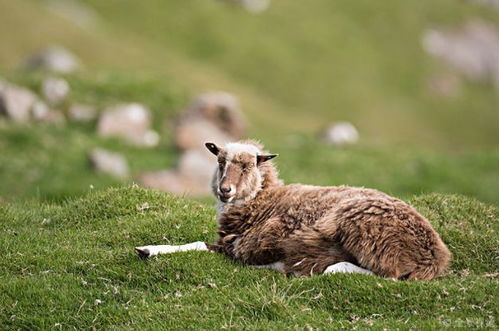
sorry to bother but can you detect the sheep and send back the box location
[136,140,451,280]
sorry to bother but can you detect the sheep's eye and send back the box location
[242,164,249,171]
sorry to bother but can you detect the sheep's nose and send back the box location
[220,186,232,194]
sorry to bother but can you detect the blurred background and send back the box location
[0,0,498,205]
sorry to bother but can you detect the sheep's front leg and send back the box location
[135,241,209,259]
[323,262,374,275]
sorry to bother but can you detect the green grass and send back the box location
[0,186,497,329]
[1,71,498,205]
[0,71,186,202]
[0,2,498,328]
[2,0,499,147]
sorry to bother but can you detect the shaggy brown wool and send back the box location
[206,141,451,280]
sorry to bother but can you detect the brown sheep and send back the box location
[136,140,451,280]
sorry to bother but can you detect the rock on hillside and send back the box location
[137,150,214,197]
[0,81,37,122]
[174,91,246,152]
[422,19,499,89]
[97,103,159,147]
[21,45,81,73]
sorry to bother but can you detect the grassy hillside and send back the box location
[1,1,498,329]
[0,187,497,329]
[1,0,499,147]
[0,72,497,205]
[78,0,499,148]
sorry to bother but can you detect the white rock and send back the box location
[97,103,158,147]
[471,0,499,10]
[42,77,70,105]
[422,20,499,88]
[322,122,359,146]
[88,148,129,179]
[142,130,160,147]
[0,81,37,123]
[177,150,215,185]
[174,91,246,151]
[137,150,215,197]
[186,91,246,139]
[21,45,81,73]
[137,170,211,197]
[67,103,97,122]
[31,101,51,120]
[174,119,232,153]
[234,0,271,13]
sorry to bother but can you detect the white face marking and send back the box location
[224,142,260,161]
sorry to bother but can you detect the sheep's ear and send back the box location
[257,154,278,164]
[205,142,220,156]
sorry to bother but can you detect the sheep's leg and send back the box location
[135,241,209,258]
[323,262,374,275]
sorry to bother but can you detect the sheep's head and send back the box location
[205,141,278,204]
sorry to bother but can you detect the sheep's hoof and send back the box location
[135,247,151,259]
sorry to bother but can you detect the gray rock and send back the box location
[31,101,51,120]
[67,103,97,122]
[137,150,215,197]
[232,0,271,13]
[471,0,499,10]
[88,148,129,179]
[21,45,81,73]
[422,19,499,88]
[41,77,70,105]
[0,81,37,123]
[97,103,159,147]
[30,101,66,125]
[174,91,246,151]
[174,118,233,153]
[177,150,215,185]
[321,122,359,146]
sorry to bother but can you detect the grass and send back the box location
[0,1,498,328]
[0,186,497,329]
[0,72,497,205]
[1,0,499,147]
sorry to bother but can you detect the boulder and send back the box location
[30,101,66,125]
[471,0,499,10]
[88,148,129,179]
[177,150,215,185]
[174,91,246,151]
[137,150,215,197]
[67,103,97,122]
[174,119,233,153]
[0,81,37,123]
[232,0,271,13]
[422,19,499,88]
[97,103,159,147]
[31,101,51,120]
[41,77,70,105]
[321,122,359,146]
[21,45,80,73]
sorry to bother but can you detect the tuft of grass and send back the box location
[0,186,497,329]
